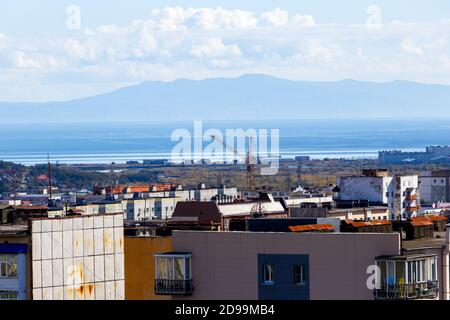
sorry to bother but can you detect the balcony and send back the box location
[375,254,439,300]
[155,279,193,296]
[374,281,439,300]
[154,252,193,296]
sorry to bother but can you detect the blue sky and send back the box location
[1,1,449,101]
[2,0,450,35]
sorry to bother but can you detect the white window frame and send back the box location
[263,264,274,285]
[293,265,306,286]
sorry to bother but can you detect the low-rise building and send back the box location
[290,206,390,221]
[172,194,287,231]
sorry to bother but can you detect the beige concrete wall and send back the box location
[172,231,400,300]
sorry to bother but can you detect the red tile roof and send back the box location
[410,217,434,227]
[426,215,448,222]
[289,224,335,232]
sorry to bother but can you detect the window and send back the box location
[407,259,430,283]
[293,265,305,285]
[263,264,274,285]
[386,261,395,284]
[155,255,192,281]
[0,291,18,300]
[0,254,18,278]
[430,258,437,281]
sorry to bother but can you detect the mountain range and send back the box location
[1,74,450,123]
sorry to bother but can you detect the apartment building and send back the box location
[122,197,181,221]
[337,169,420,219]
[379,146,450,165]
[153,229,449,300]
[124,236,172,300]
[0,213,125,300]
[420,170,450,205]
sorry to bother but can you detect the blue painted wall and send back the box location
[258,254,310,300]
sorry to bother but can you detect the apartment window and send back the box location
[430,258,437,281]
[263,264,274,285]
[0,254,18,278]
[154,253,193,295]
[293,265,305,285]
[0,291,18,300]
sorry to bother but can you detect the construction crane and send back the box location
[246,137,255,191]
[210,135,256,191]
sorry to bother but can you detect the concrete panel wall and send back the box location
[31,213,125,300]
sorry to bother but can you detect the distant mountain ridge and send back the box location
[1,74,450,123]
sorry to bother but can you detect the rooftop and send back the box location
[289,224,335,232]
[0,224,29,236]
[403,231,447,250]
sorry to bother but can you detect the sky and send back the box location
[0,0,450,101]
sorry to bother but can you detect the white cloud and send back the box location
[291,14,316,27]
[1,7,450,101]
[190,38,242,58]
[12,51,42,69]
[149,7,258,30]
[401,38,424,56]
[260,8,289,27]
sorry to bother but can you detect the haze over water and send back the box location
[1,119,449,165]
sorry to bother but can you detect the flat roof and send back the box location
[376,253,438,261]
[154,252,192,257]
[402,232,446,250]
[0,224,29,236]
